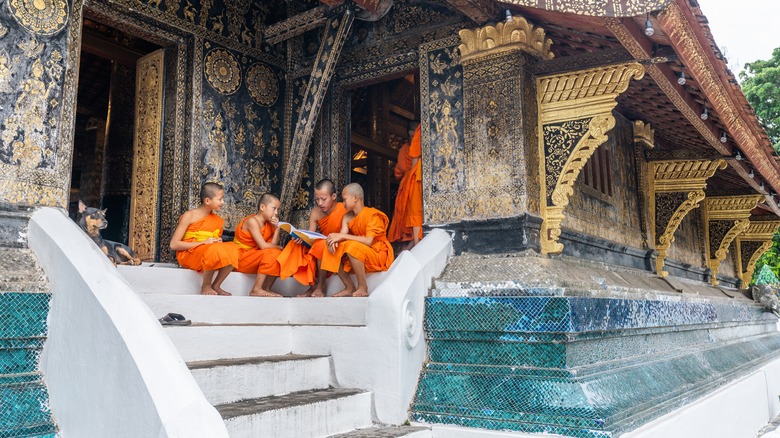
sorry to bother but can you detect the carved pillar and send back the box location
[649,159,724,277]
[457,17,553,222]
[704,196,763,285]
[280,8,354,218]
[537,62,644,254]
[736,221,780,286]
[633,120,654,248]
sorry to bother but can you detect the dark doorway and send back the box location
[69,17,161,245]
[349,73,420,217]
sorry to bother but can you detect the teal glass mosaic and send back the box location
[412,290,780,437]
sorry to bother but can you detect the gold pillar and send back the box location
[736,221,780,286]
[537,63,644,254]
[704,195,763,285]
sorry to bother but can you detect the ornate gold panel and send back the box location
[704,195,763,285]
[458,17,554,63]
[736,221,780,285]
[633,120,654,149]
[537,62,644,254]
[647,159,724,277]
[129,49,165,262]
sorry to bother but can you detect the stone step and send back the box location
[0,248,41,273]
[0,293,51,338]
[188,354,331,405]
[0,281,48,294]
[217,387,372,438]
[327,425,431,437]
[0,339,45,376]
[163,324,295,362]
[0,380,55,434]
[0,205,34,248]
[0,422,57,438]
[142,293,367,326]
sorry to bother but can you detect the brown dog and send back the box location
[77,201,142,266]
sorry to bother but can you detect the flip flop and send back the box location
[159,312,191,326]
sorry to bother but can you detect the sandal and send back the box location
[159,312,191,326]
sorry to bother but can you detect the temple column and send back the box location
[649,159,725,277]
[735,221,780,286]
[704,196,763,285]
[537,63,644,254]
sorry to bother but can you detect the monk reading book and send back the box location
[276,179,347,296]
[277,222,325,247]
[234,194,284,297]
[388,123,423,249]
[170,182,240,296]
[321,183,394,297]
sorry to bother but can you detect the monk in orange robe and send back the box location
[170,182,240,296]
[234,194,284,297]
[277,179,347,297]
[321,183,394,297]
[388,124,423,249]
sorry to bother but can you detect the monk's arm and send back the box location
[308,207,322,232]
[269,217,282,246]
[248,218,282,250]
[328,215,373,246]
[169,212,217,251]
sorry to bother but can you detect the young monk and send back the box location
[170,182,239,296]
[388,123,423,249]
[321,183,394,297]
[277,179,347,297]
[234,194,284,297]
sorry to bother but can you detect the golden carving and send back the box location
[204,48,241,95]
[8,0,68,35]
[129,50,165,262]
[246,63,279,106]
[633,120,654,149]
[649,159,724,276]
[537,63,644,254]
[0,51,12,93]
[736,221,780,285]
[458,17,554,63]
[704,195,762,285]
[499,0,671,17]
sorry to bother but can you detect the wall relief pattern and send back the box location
[200,40,285,229]
[0,0,69,206]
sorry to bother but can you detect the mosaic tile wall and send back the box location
[0,292,56,437]
[412,287,780,437]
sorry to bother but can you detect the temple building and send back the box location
[3,0,780,437]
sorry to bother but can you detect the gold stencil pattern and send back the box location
[246,63,278,106]
[8,0,69,35]
[204,48,241,95]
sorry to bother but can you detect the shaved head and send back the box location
[258,193,280,209]
[342,183,364,199]
[315,179,336,195]
[200,182,223,201]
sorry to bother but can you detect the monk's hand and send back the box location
[293,237,304,245]
[270,216,279,228]
[328,241,338,254]
[205,237,220,244]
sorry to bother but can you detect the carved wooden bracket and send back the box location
[704,196,763,285]
[633,120,654,149]
[458,16,554,63]
[649,159,725,277]
[736,221,780,286]
[537,62,644,254]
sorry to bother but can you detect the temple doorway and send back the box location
[348,73,420,219]
[69,16,163,261]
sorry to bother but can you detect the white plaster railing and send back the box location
[28,208,228,438]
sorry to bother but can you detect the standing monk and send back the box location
[388,124,423,249]
[277,179,347,297]
[170,182,240,296]
[234,194,284,297]
[321,183,394,297]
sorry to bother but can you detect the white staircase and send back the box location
[139,286,429,438]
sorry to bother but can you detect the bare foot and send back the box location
[295,284,317,298]
[201,286,218,295]
[214,287,232,296]
[249,289,282,297]
[310,286,325,297]
[353,287,368,297]
[333,288,354,297]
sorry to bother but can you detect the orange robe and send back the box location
[321,207,394,274]
[176,212,239,272]
[234,216,281,276]
[388,125,423,242]
[277,202,348,285]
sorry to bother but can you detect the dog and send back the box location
[77,200,142,266]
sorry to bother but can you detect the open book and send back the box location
[278,222,326,247]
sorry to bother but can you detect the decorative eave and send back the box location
[496,0,672,17]
[458,18,554,63]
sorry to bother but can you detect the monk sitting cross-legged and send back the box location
[277,178,347,297]
[170,182,240,296]
[234,194,284,297]
[321,183,394,297]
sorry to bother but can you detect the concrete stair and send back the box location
[142,291,429,437]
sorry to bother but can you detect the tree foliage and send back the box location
[740,47,780,152]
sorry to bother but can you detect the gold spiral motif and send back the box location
[204,49,241,95]
[246,63,278,106]
[8,0,68,35]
